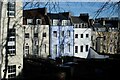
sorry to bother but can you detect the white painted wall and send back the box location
[23,25,49,58]
[0,1,23,79]
[74,28,92,58]
[50,26,74,59]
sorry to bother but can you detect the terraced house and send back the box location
[0,0,23,79]
[91,17,120,54]
[23,8,50,58]
[71,14,92,58]
[48,12,74,59]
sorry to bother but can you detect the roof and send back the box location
[87,47,109,59]
[47,12,71,20]
[23,8,47,18]
[47,13,59,19]
[71,16,85,24]
[93,23,103,28]
[23,8,50,25]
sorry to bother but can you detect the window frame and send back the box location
[8,65,16,73]
[8,65,16,79]
[25,33,29,38]
[75,46,78,53]
[7,28,16,56]
[53,19,59,26]
[86,45,89,52]
[53,31,57,37]
[75,34,78,38]
[86,34,89,38]
[67,30,70,37]
[34,33,38,38]
[61,31,64,37]
[36,19,42,25]
[80,45,83,52]
[7,1,16,17]
[42,32,46,37]
[68,43,70,52]
[81,34,83,38]
[27,19,33,25]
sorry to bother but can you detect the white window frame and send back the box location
[53,19,59,26]
[36,19,42,24]
[67,30,70,37]
[8,0,16,17]
[8,46,16,55]
[25,33,29,38]
[8,65,16,79]
[27,19,33,25]
[62,20,69,26]
[25,45,29,55]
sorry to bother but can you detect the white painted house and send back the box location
[0,0,23,79]
[71,14,92,58]
[48,12,74,59]
[23,8,50,58]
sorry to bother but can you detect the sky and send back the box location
[23,2,118,19]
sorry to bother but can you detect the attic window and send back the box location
[53,19,59,26]
[36,19,42,24]
[27,19,33,25]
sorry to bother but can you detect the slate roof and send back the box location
[23,8,47,18]
[71,16,85,24]
[23,8,50,25]
[47,12,71,20]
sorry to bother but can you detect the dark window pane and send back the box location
[75,34,78,38]
[86,34,89,38]
[8,2,15,17]
[80,46,83,52]
[86,45,89,52]
[8,37,15,41]
[7,46,15,49]
[34,33,38,37]
[53,31,57,37]
[43,33,46,37]
[25,33,29,38]
[61,31,64,37]
[81,34,83,38]
[75,46,78,53]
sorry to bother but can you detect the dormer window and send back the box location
[36,19,42,25]
[27,19,33,25]
[53,19,59,26]
[62,20,70,26]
